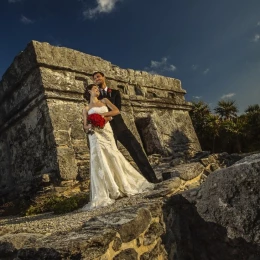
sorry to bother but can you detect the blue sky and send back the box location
[1,0,260,113]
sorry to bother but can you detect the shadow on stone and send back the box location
[162,194,260,260]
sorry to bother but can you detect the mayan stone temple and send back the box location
[0,41,201,204]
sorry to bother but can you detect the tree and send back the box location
[190,101,212,150]
[223,117,246,153]
[243,104,260,151]
[190,100,260,153]
[214,100,238,120]
[205,114,221,153]
[190,101,211,130]
[245,104,260,113]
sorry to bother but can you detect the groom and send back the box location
[93,71,159,183]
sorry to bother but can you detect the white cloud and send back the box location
[168,64,177,71]
[192,96,202,99]
[203,68,209,74]
[8,0,21,3]
[150,59,164,68]
[252,34,260,42]
[20,15,33,24]
[83,0,121,19]
[221,93,236,99]
[257,21,260,26]
[145,57,177,74]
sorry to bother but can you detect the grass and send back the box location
[25,193,89,215]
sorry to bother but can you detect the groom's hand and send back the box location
[104,116,112,123]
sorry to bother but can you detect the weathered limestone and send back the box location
[0,40,200,205]
[163,153,260,260]
[0,201,169,259]
[196,153,260,245]
[0,154,259,259]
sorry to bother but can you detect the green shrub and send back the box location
[25,193,89,216]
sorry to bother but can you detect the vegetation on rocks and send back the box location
[25,193,89,215]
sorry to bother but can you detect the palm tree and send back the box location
[190,100,211,116]
[214,100,238,120]
[190,101,211,129]
[245,104,260,114]
[205,114,221,152]
[244,104,260,151]
[244,104,260,130]
[223,117,246,153]
[189,101,212,151]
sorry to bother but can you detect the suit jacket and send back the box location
[99,88,128,135]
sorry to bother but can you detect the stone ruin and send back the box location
[1,42,259,260]
[0,40,201,205]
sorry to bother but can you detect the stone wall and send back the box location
[0,41,201,204]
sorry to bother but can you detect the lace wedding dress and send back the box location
[82,106,154,210]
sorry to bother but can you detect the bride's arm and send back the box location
[100,98,120,117]
[82,106,92,132]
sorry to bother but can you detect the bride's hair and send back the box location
[83,84,97,102]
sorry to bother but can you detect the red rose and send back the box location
[87,113,106,129]
[107,88,112,93]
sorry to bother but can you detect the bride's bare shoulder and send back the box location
[82,105,90,114]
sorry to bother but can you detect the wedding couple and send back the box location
[81,71,159,210]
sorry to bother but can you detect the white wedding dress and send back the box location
[82,106,154,210]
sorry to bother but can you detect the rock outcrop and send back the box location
[196,153,260,245]
[0,41,201,207]
[0,154,259,259]
[163,153,260,260]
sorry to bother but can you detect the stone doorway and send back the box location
[135,117,163,155]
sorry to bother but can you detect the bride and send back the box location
[81,84,154,210]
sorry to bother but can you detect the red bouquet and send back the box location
[87,113,106,129]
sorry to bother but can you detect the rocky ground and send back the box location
[0,181,174,236]
[0,152,259,260]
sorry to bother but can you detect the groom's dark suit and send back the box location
[99,88,158,183]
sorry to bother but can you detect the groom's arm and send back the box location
[113,90,122,110]
[104,116,113,122]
